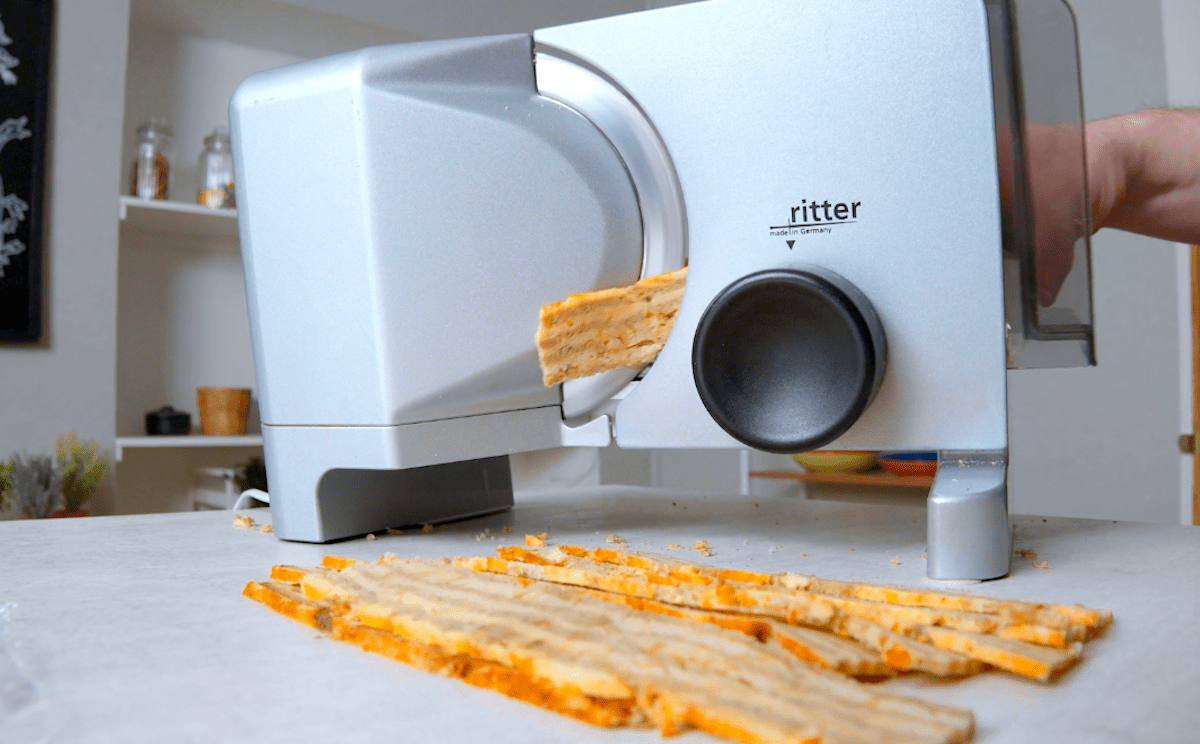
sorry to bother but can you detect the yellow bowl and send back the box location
[791,450,879,474]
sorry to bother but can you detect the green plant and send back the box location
[56,433,107,513]
[10,453,61,518]
[0,459,11,511]
[234,455,268,494]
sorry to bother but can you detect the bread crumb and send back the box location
[1033,560,1051,570]
[800,553,806,557]
[366,533,376,541]
[768,545,782,554]
[1015,549,1037,559]
[696,548,713,558]
[421,524,433,534]
[606,533,626,545]
[692,540,708,550]
[260,523,273,534]
[526,532,548,547]
[233,514,254,529]
[503,526,513,533]
[890,556,901,565]
[663,543,682,550]
[743,539,748,545]
[921,552,927,560]
[386,528,404,536]
[849,548,855,552]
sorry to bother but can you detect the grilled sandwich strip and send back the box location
[465,547,1092,681]
[251,557,975,744]
[247,547,1111,743]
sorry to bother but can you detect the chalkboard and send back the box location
[0,0,51,343]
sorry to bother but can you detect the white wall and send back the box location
[1160,0,1200,524]
[0,0,130,517]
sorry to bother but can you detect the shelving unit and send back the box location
[114,434,264,462]
[749,470,935,489]
[118,196,238,242]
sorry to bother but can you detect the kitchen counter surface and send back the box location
[2,485,1197,743]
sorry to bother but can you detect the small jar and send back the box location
[130,117,173,200]
[197,127,235,209]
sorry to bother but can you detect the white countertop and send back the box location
[2,486,1198,743]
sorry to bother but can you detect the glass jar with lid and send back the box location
[197,127,235,209]
[130,117,173,200]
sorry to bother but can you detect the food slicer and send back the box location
[230,0,1095,579]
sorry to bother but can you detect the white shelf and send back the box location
[118,196,239,242]
[115,434,263,462]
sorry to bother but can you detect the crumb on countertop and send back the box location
[692,540,708,550]
[526,532,548,547]
[1033,560,1051,570]
[386,528,404,536]
[233,514,254,529]
[421,524,433,534]
[890,556,900,565]
[366,533,376,541]
[260,523,273,534]
[606,533,626,545]
[1015,549,1037,558]
[663,543,682,550]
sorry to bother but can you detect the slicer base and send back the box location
[273,457,514,543]
[926,451,1011,580]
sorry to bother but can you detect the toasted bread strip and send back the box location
[560,547,1098,645]
[581,547,1102,633]
[567,584,892,678]
[457,554,844,629]
[329,618,642,728]
[483,550,1065,642]
[245,580,643,727]
[251,557,976,744]
[536,266,687,387]
[329,558,975,744]
[910,626,1083,683]
[244,580,332,631]
[832,615,983,677]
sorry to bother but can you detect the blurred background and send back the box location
[0,0,1197,524]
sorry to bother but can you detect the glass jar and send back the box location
[130,117,173,200]
[197,127,235,209]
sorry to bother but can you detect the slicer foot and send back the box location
[926,451,1010,580]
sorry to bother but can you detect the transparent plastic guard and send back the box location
[988,0,1096,368]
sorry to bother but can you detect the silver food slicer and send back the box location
[230,0,1095,580]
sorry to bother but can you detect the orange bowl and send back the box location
[878,453,937,478]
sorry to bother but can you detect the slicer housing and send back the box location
[232,0,1094,580]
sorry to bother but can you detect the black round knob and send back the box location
[691,267,886,453]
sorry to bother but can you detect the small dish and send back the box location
[878,452,937,478]
[791,450,879,474]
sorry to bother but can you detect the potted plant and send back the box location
[54,433,107,517]
[0,459,12,513]
[8,453,62,519]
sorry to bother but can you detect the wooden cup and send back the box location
[196,387,252,436]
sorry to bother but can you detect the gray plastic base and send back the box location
[926,451,1011,580]
[273,456,514,543]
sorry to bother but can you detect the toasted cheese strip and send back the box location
[245,580,644,727]
[911,626,1083,683]
[274,556,972,743]
[333,558,976,744]
[536,266,687,386]
[832,615,983,677]
[490,549,1073,643]
[457,554,843,629]
[269,565,309,583]
[244,580,332,631]
[564,547,1099,645]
